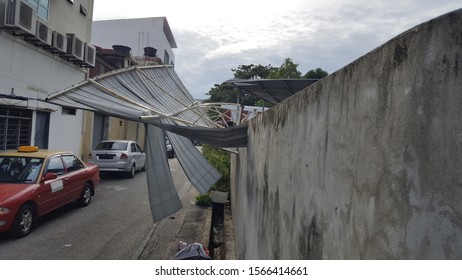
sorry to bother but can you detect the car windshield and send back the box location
[95,141,128,151]
[0,156,44,183]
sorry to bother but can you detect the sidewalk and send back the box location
[134,199,235,260]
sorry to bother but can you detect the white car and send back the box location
[88,140,146,178]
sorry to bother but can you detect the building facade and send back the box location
[91,17,177,65]
[0,0,95,157]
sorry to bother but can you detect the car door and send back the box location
[130,142,142,170]
[35,155,67,215]
[61,154,86,200]
[135,143,146,169]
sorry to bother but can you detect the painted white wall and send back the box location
[0,32,86,154]
[46,0,94,42]
[48,108,84,154]
[0,0,95,155]
[0,34,85,97]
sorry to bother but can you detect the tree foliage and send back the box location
[303,67,329,79]
[206,82,260,106]
[195,144,232,206]
[206,82,238,104]
[268,58,302,79]
[231,64,275,79]
[206,64,276,105]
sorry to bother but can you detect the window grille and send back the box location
[0,107,32,150]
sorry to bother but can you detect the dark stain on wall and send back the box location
[270,189,281,259]
[260,102,290,133]
[262,164,269,209]
[299,215,322,259]
[454,53,459,76]
[393,43,408,67]
[259,164,283,258]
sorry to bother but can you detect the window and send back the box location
[62,107,77,115]
[62,155,84,172]
[46,156,65,175]
[27,0,49,20]
[136,143,143,153]
[95,141,128,151]
[0,156,44,183]
[0,107,32,150]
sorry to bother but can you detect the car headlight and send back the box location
[0,207,10,215]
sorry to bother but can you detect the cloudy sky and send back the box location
[93,0,461,100]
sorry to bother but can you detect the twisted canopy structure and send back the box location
[46,65,247,221]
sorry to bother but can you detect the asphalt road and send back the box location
[0,157,207,260]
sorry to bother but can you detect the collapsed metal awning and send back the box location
[227,78,319,104]
[46,65,245,222]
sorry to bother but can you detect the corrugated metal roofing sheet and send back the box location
[227,78,319,104]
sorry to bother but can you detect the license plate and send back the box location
[97,154,115,160]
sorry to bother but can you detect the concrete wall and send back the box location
[231,9,462,259]
[107,118,145,146]
[48,0,94,42]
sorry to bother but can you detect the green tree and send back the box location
[206,63,272,105]
[205,82,259,106]
[268,58,302,79]
[231,64,275,79]
[255,99,272,108]
[206,82,238,104]
[303,67,329,79]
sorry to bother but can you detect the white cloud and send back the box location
[94,0,462,99]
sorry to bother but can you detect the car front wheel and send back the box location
[11,204,35,238]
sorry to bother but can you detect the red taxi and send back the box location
[0,146,100,238]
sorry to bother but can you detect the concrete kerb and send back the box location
[202,206,213,249]
[224,204,236,260]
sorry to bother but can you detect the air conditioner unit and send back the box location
[2,0,37,36]
[51,31,67,53]
[34,20,52,46]
[82,42,96,67]
[65,33,84,62]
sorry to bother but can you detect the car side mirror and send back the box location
[41,172,58,182]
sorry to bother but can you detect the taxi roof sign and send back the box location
[18,146,39,153]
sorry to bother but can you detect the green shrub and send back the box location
[195,194,212,207]
[195,144,231,206]
[202,144,230,193]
